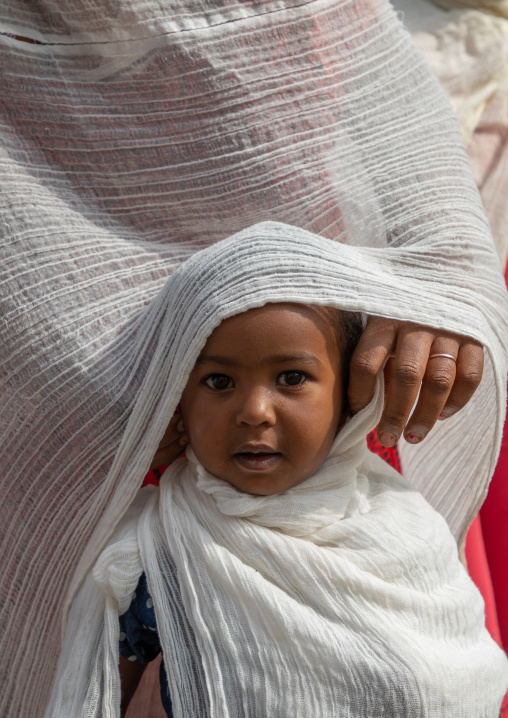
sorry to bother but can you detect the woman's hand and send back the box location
[348,318,484,446]
[150,413,188,469]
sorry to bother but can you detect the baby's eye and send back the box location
[277,371,307,387]
[203,374,234,390]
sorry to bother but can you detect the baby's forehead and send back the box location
[197,303,344,361]
[303,305,343,343]
[228,302,342,330]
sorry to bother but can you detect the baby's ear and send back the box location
[176,405,186,432]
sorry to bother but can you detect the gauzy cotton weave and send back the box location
[45,350,508,718]
[2,1,508,716]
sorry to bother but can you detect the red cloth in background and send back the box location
[465,515,502,647]
[464,260,508,645]
[480,249,508,650]
[481,413,508,650]
[476,414,508,717]
[366,429,402,474]
[464,259,508,716]
[143,464,170,487]
[469,260,508,650]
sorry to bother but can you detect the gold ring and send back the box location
[428,353,456,362]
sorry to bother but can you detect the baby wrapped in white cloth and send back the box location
[46,224,508,718]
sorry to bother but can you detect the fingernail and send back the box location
[177,420,184,432]
[438,411,455,420]
[379,432,398,447]
[406,433,422,444]
[179,435,188,446]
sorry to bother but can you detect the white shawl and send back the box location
[2,2,508,715]
[46,381,508,717]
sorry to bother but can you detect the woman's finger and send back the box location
[150,413,188,469]
[150,435,188,469]
[402,339,460,443]
[440,341,484,418]
[348,317,397,415]
[377,325,434,446]
[350,320,484,448]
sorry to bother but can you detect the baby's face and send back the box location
[179,303,344,495]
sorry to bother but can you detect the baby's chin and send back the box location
[191,441,331,495]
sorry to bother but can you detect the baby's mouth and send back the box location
[233,450,282,471]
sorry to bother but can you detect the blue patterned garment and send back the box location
[119,573,173,717]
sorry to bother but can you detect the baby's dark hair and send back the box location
[310,306,364,419]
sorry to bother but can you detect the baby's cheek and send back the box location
[190,429,225,473]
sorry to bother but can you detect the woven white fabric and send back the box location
[392,0,508,263]
[433,0,508,17]
[45,377,508,717]
[2,2,508,716]
[403,4,508,143]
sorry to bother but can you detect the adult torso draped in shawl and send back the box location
[1,2,507,717]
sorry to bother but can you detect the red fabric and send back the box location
[142,464,170,487]
[366,428,402,474]
[481,414,508,650]
[465,259,508,716]
[464,515,502,647]
[480,414,508,718]
[478,258,508,655]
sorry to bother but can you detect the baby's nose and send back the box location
[236,387,276,427]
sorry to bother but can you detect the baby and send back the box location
[119,302,363,714]
[113,302,506,717]
[43,221,508,718]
